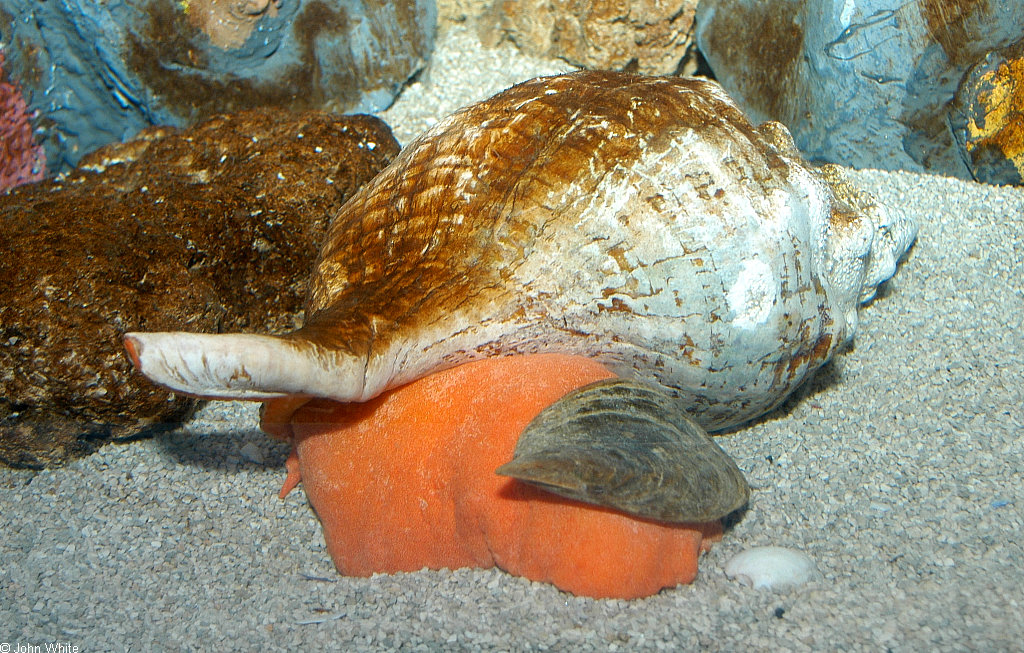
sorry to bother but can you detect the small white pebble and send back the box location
[724,546,820,590]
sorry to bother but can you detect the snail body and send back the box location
[124,71,916,596]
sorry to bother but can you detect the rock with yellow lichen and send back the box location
[0,0,435,174]
[949,39,1024,186]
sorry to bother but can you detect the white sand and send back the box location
[3,22,1023,652]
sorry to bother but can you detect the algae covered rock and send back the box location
[0,0,434,173]
[0,108,400,468]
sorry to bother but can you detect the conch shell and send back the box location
[124,71,916,596]
[127,71,916,432]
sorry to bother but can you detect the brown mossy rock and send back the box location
[0,108,400,468]
[481,0,698,75]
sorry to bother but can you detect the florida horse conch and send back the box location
[124,71,916,598]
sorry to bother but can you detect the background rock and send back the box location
[695,0,1024,179]
[437,0,489,23]
[482,0,698,75]
[948,38,1024,186]
[0,0,434,174]
[0,109,400,468]
[0,51,45,192]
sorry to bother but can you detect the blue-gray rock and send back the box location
[695,0,1024,178]
[0,0,435,173]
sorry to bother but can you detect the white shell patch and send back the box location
[724,546,820,590]
[726,259,778,329]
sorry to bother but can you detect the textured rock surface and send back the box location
[949,38,1024,185]
[696,0,1024,178]
[0,0,434,173]
[437,0,489,23]
[0,109,399,468]
[0,51,45,192]
[482,0,697,74]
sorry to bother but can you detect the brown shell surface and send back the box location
[303,70,785,345]
[294,71,846,430]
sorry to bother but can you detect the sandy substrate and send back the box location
[3,23,1023,652]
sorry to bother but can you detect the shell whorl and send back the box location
[126,71,915,429]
